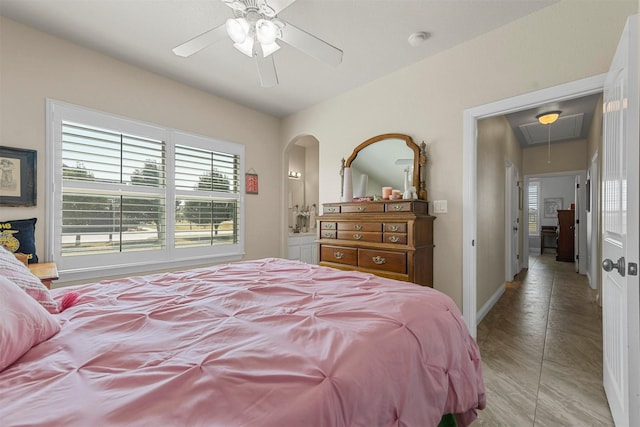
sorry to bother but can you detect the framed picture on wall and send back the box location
[245,169,258,195]
[0,146,37,206]
[543,197,563,218]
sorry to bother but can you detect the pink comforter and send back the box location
[0,258,485,426]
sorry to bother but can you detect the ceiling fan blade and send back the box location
[172,24,228,57]
[255,54,278,87]
[280,22,343,67]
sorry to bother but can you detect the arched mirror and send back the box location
[345,133,426,200]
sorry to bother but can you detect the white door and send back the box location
[505,162,519,280]
[511,174,519,276]
[602,14,640,427]
[575,175,580,272]
[587,159,599,290]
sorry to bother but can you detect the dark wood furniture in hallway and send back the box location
[540,225,557,254]
[556,209,575,262]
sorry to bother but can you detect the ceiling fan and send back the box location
[172,0,343,87]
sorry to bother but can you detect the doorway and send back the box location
[282,135,320,262]
[462,74,606,338]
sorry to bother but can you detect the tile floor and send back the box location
[474,254,612,426]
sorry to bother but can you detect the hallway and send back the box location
[474,254,611,426]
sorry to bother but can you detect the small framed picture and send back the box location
[0,146,37,206]
[543,197,563,218]
[245,171,258,194]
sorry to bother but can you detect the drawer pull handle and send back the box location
[392,205,403,211]
[354,224,362,230]
[389,225,399,232]
[389,236,400,243]
[357,206,366,212]
[372,256,386,265]
[328,207,337,212]
[353,234,363,240]
[333,251,344,260]
[323,232,333,238]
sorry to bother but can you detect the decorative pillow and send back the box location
[0,276,60,371]
[0,245,58,314]
[0,218,38,263]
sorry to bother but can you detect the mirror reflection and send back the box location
[349,138,415,197]
[344,134,425,200]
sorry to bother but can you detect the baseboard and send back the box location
[476,282,506,324]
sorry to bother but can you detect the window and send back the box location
[47,101,244,281]
[528,180,540,235]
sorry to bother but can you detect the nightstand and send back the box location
[28,262,59,289]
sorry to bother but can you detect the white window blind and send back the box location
[528,180,540,235]
[61,122,167,255]
[47,101,244,281]
[175,144,240,248]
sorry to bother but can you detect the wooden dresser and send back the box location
[317,200,434,286]
[556,209,575,262]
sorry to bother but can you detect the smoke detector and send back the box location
[408,31,430,47]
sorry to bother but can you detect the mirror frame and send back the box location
[345,133,427,200]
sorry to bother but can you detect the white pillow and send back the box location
[0,245,59,313]
[0,276,61,371]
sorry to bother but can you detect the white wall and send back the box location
[281,1,636,308]
[539,176,576,227]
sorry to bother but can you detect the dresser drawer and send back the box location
[341,203,384,213]
[358,249,406,274]
[320,245,358,266]
[385,202,413,212]
[383,233,407,244]
[384,223,407,233]
[337,222,382,232]
[337,231,382,243]
[320,222,337,230]
[323,205,341,214]
[319,230,337,239]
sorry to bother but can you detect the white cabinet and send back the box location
[287,233,318,264]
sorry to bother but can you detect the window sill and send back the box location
[55,253,243,286]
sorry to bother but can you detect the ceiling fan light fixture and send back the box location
[536,110,561,125]
[234,37,255,57]
[223,0,247,12]
[256,19,279,45]
[226,18,250,44]
[261,41,280,57]
[257,0,276,18]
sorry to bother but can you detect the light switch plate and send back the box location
[433,200,448,214]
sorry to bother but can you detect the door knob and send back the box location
[602,257,626,277]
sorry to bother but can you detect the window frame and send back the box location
[527,179,540,236]
[46,100,245,283]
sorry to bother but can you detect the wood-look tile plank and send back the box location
[534,360,613,427]
[476,254,611,426]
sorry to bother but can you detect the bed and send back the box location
[0,256,485,426]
